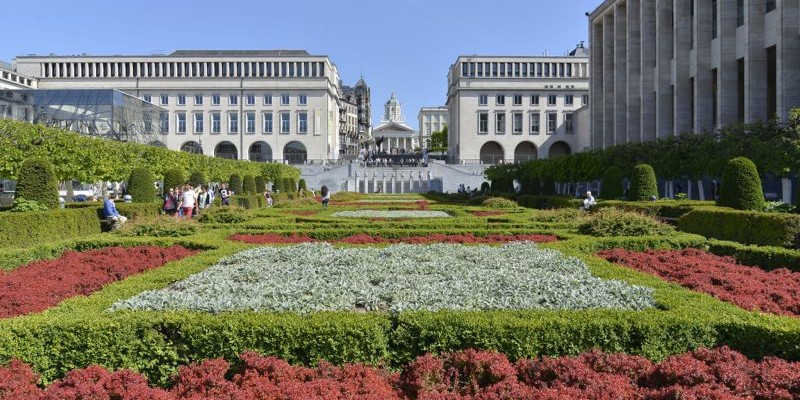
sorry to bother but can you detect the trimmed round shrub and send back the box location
[288,178,298,193]
[229,174,243,195]
[628,164,658,201]
[578,208,675,237]
[243,175,256,195]
[14,157,59,209]
[162,168,184,194]
[717,157,764,211]
[482,197,519,209]
[255,176,266,193]
[541,176,556,196]
[127,168,157,203]
[601,166,624,199]
[275,178,285,193]
[298,179,307,192]
[188,171,206,188]
[282,178,292,193]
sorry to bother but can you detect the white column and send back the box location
[418,170,424,192]
[362,173,369,194]
[408,173,414,193]
[697,180,705,201]
[427,171,433,192]
[400,174,405,193]
[782,178,792,204]
[372,173,378,194]
[382,173,387,194]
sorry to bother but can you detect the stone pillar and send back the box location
[778,0,800,124]
[615,4,629,145]
[603,13,616,147]
[362,173,369,194]
[382,173,387,194]
[427,171,433,192]
[626,0,642,143]
[418,170,424,193]
[400,173,405,193]
[655,0,674,139]
[697,180,705,201]
[718,0,739,128]
[591,19,605,149]
[372,173,378,194]
[745,0,767,123]
[674,0,693,135]
[640,0,657,142]
[693,0,714,132]
[391,174,396,194]
[408,173,414,193]
[782,178,792,204]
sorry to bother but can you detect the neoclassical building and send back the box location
[446,46,590,164]
[417,106,448,150]
[589,0,800,149]
[372,93,418,153]
[0,62,36,122]
[13,50,343,164]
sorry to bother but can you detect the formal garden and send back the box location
[4,118,800,398]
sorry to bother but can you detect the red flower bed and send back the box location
[0,245,197,319]
[230,233,558,245]
[3,347,799,399]
[471,211,505,217]
[287,211,318,216]
[597,248,800,317]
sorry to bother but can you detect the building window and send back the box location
[495,113,506,134]
[479,94,488,105]
[530,112,540,134]
[264,94,273,105]
[478,113,489,134]
[143,94,151,103]
[281,94,290,105]
[194,113,204,133]
[246,112,256,133]
[565,95,574,106]
[565,113,574,134]
[160,94,168,105]
[512,113,523,134]
[547,113,557,134]
[280,112,290,133]
[246,95,256,106]
[531,95,540,106]
[229,113,239,133]
[548,94,557,106]
[737,0,744,26]
[496,95,505,106]
[298,112,308,133]
[211,94,220,105]
[194,95,203,106]
[263,112,273,133]
[160,112,169,132]
[229,95,238,106]
[177,113,186,133]
[712,0,718,39]
[513,95,522,106]
[766,0,776,12]
[299,94,308,105]
[582,95,589,105]
[212,113,221,133]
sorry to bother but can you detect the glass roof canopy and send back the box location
[19,89,166,144]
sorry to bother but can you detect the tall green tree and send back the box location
[430,127,448,152]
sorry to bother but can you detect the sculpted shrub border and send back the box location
[598,248,800,317]
[228,232,558,245]
[2,347,799,399]
[0,245,197,318]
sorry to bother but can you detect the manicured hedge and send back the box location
[678,208,800,247]
[594,200,716,219]
[707,239,800,272]
[0,203,161,248]
[517,195,581,210]
[229,195,265,209]
[717,157,764,211]
[14,158,59,209]
[628,164,658,201]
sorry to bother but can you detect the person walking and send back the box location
[178,184,196,219]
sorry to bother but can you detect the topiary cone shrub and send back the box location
[298,178,307,192]
[288,178,298,193]
[628,164,658,201]
[15,157,59,209]
[127,168,157,203]
[601,166,624,199]
[162,168,184,195]
[717,157,765,211]
[255,176,266,193]
[243,175,256,195]
[188,171,206,188]
[229,174,243,195]
[275,177,285,193]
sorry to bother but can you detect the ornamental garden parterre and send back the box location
[6,121,800,398]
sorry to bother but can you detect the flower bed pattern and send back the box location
[331,210,449,218]
[0,245,197,319]
[471,210,506,217]
[112,242,653,313]
[3,347,799,399]
[598,248,800,317]
[229,232,559,245]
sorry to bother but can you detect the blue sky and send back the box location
[1,0,600,130]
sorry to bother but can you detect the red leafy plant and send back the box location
[230,233,558,245]
[3,347,800,399]
[0,245,197,319]
[471,211,505,217]
[598,248,800,317]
